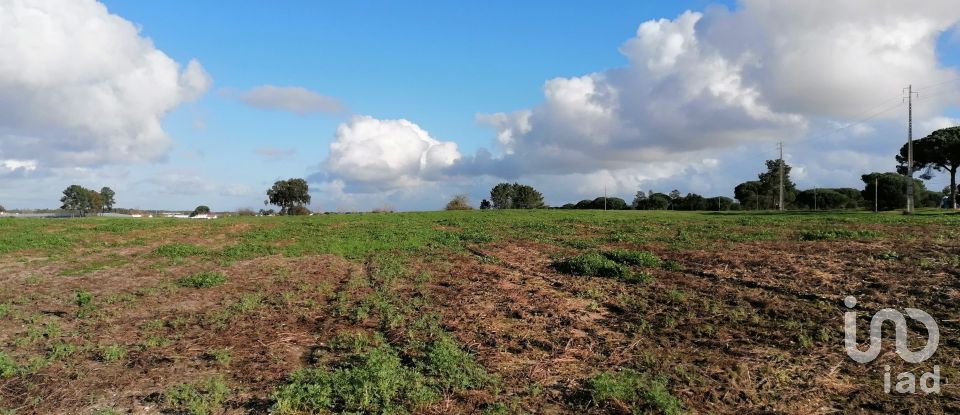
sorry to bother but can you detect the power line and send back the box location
[915,76,960,91]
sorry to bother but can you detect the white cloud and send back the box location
[232,85,345,115]
[0,0,210,170]
[453,1,960,182]
[323,116,461,191]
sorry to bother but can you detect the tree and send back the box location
[88,191,104,215]
[757,159,797,209]
[0,205,5,213]
[60,185,98,217]
[706,196,734,211]
[266,178,311,215]
[445,194,473,210]
[897,126,960,209]
[190,205,211,217]
[668,189,681,209]
[861,172,929,211]
[99,187,115,212]
[632,191,648,209]
[488,183,545,209]
[645,193,671,210]
[490,183,514,209]
[674,193,707,210]
[479,199,492,210]
[734,181,763,210]
[512,184,545,209]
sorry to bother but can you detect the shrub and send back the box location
[588,369,683,415]
[164,375,230,415]
[177,272,227,288]
[602,249,662,267]
[235,208,256,216]
[553,253,631,280]
[445,194,474,210]
[287,206,311,216]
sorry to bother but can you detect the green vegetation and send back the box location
[602,249,662,268]
[588,369,684,415]
[553,253,631,280]
[153,243,208,258]
[164,375,230,415]
[97,344,127,362]
[177,271,227,288]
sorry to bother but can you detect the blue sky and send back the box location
[1,1,959,211]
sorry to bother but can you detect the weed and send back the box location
[153,243,208,259]
[602,249,663,268]
[553,253,632,280]
[97,344,127,362]
[0,353,20,378]
[177,272,227,288]
[271,344,438,414]
[207,348,232,367]
[587,369,683,415]
[423,334,491,392]
[164,375,230,415]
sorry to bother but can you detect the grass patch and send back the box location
[423,334,491,392]
[553,253,632,280]
[271,343,438,414]
[177,272,227,288]
[799,229,880,241]
[164,375,230,415]
[97,344,127,362]
[602,249,663,268]
[153,243,208,259]
[588,369,684,415]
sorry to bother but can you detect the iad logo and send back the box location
[843,296,941,394]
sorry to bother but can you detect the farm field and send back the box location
[0,210,958,414]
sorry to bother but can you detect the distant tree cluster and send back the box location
[59,185,116,217]
[489,183,545,209]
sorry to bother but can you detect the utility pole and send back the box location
[874,176,878,212]
[904,85,918,214]
[603,185,607,211]
[778,142,785,211]
[814,187,817,211]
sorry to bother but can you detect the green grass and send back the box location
[553,253,632,280]
[97,344,127,362]
[602,249,663,267]
[153,243,208,258]
[177,272,227,288]
[588,369,684,415]
[271,343,438,414]
[164,375,231,415]
[423,334,492,392]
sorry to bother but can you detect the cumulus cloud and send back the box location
[231,85,345,115]
[0,0,211,170]
[453,1,960,181]
[322,116,461,192]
